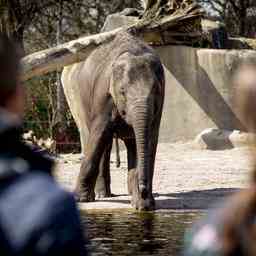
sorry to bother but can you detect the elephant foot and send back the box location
[95,190,112,199]
[75,187,95,202]
[131,193,155,211]
[148,194,156,209]
[95,177,112,199]
[95,183,112,199]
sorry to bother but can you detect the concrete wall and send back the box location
[157,47,256,142]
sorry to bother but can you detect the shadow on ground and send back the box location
[154,188,240,210]
[80,188,241,211]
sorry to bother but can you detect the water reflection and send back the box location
[81,211,202,256]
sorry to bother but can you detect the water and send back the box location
[81,211,203,256]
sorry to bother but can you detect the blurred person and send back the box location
[182,62,256,256]
[0,34,87,255]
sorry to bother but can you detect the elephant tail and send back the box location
[115,136,121,168]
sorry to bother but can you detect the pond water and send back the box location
[81,211,203,256]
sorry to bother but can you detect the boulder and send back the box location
[194,128,256,150]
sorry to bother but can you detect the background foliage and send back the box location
[199,0,256,37]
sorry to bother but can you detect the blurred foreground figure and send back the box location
[0,34,87,255]
[183,63,256,256]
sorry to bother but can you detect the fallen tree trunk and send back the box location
[21,28,122,81]
[21,0,204,81]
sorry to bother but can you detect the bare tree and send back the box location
[55,0,68,136]
[198,0,256,37]
[0,1,59,51]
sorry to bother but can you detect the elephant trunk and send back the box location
[132,98,153,199]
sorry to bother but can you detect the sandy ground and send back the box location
[54,142,253,211]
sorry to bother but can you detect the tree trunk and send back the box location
[239,1,247,36]
[55,0,68,135]
[0,1,13,36]
[0,0,25,52]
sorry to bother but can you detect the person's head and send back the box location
[0,33,24,118]
[220,62,256,256]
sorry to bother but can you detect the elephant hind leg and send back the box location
[95,139,113,199]
[75,120,112,202]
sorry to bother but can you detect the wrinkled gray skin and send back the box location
[63,32,165,211]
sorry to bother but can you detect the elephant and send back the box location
[62,31,165,211]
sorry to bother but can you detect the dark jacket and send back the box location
[0,116,87,256]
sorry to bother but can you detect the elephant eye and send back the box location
[120,87,125,95]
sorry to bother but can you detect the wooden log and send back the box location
[21,27,122,81]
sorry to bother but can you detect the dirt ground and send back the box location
[54,142,253,211]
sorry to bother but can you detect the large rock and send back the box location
[194,128,256,150]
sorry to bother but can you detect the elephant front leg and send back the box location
[75,157,98,202]
[95,141,112,199]
[147,119,162,209]
[75,122,110,202]
[125,138,152,210]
